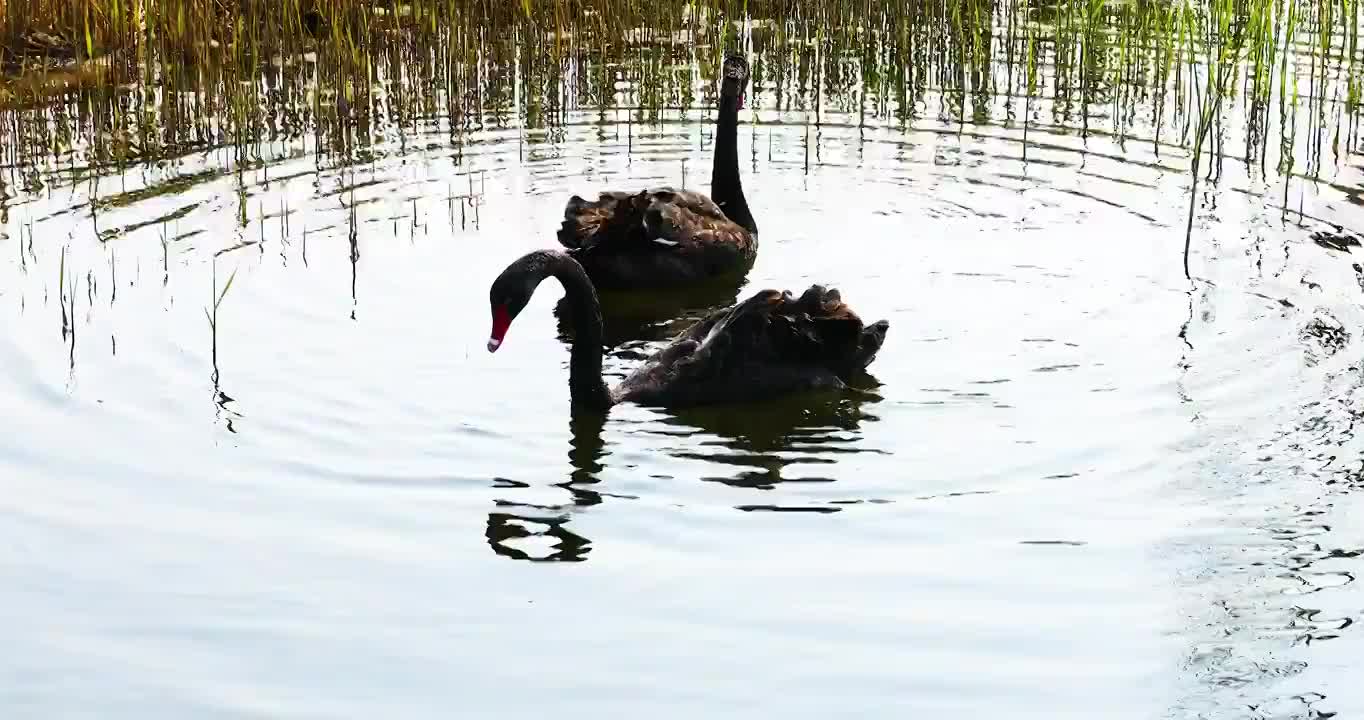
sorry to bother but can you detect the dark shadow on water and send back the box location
[484,380,883,560]
[485,507,592,563]
[485,413,608,563]
[563,412,609,507]
[553,273,745,348]
[659,377,886,491]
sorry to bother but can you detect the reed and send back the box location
[0,0,1357,184]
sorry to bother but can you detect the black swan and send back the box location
[555,54,759,290]
[487,250,889,412]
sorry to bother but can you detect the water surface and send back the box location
[4,8,1364,718]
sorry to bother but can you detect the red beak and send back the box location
[488,305,511,352]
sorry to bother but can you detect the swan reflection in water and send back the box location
[485,237,888,560]
[484,382,884,562]
[487,279,745,563]
[553,272,745,349]
[660,381,886,491]
[485,413,607,563]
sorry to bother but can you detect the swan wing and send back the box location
[642,191,754,257]
[557,188,750,256]
[674,286,888,383]
[617,286,888,407]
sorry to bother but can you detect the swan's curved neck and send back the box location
[712,93,757,234]
[545,253,613,412]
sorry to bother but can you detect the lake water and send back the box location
[3,11,1364,719]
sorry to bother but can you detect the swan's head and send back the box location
[720,53,750,109]
[487,255,543,353]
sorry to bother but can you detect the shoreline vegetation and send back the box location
[2,1,1362,399]
[0,0,1359,182]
